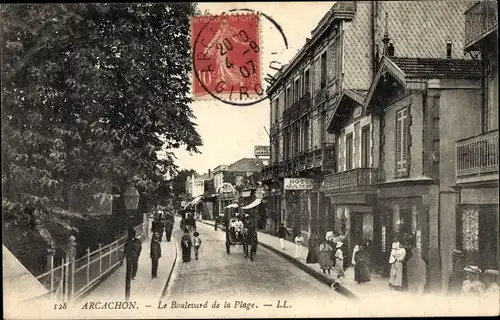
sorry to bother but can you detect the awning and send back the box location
[241,198,262,210]
[225,203,239,209]
[241,190,252,198]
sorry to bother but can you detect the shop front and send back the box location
[283,178,316,234]
[214,183,239,220]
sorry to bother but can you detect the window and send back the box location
[286,87,292,108]
[294,79,300,102]
[304,69,310,94]
[320,111,326,144]
[304,119,310,151]
[396,107,410,175]
[320,52,327,89]
[346,133,354,170]
[274,98,279,123]
[295,126,300,156]
[361,125,371,168]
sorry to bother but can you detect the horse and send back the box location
[242,216,258,261]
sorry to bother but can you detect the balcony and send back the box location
[456,129,499,185]
[322,168,379,195]
[314,87,329,106]
[280,143,335,176]
[464,0,498,51]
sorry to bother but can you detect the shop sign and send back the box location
[284,178,314,190]
[218,182,235,194]
[254,145,270,157]
[381,226,386,252]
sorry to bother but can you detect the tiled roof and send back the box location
[226,158,264,172]
[390,57,481,79]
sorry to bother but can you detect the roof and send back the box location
[364,56,481,109]
[326,89,366,132]
[226,158,264,173]
[389,57,481,80]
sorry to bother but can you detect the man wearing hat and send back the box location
[461,265,486,296]
[483,269,499,299]
[150,233,161,278]
[124,230,142,280]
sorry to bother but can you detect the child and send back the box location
[193,231,202,260]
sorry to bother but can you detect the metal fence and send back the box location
[35,223,146,302]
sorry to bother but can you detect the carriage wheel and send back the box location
[226,242,230,254]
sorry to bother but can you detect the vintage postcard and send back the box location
[2,1,499,319]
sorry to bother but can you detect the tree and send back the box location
[1,3,202,262]
[169,169,197,207]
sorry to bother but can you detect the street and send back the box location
[165,222,342,302]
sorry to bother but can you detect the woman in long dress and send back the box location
[389,242,406,290]
[318,239,334,275]
[306,232,319,264]
[181,228,192,263]
[354,244,371,284]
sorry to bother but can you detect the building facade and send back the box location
[263,1,473,244]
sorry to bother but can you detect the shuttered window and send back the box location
[396,107,409,175]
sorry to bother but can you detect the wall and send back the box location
[376,0,475,60]
[342,1,373,90]
[488,69,499,131]
[337,114,374,171]
[382,93,424,181]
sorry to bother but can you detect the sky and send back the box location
[172,2,336,175]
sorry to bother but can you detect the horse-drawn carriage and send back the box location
[224,207,258,261]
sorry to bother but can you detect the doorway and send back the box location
[350,213,364,246]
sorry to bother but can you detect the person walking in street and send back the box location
[353,242,371,284]
[334,242,345,281]
[278,223,290,250]
[461,265,486,296]
[164,213,174,242]
[181,228,192,263]
[294,229,304,259]
[124,230,142,280]
[389,241,406,291]
[306,231,319,264]
[318,239,334,275]
[193,231,202,260]
[150,233,161,278]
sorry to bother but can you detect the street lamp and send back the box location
[124,185,140,301]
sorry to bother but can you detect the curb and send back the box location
[200,220,359,300]
[160,231,179,298]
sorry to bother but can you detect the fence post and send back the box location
[86,247,90,286]
[67,235,77,300]
[46,248,55,296]
[98,243,102,278]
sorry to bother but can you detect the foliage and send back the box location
[1,3,202,256]
[169,168,197,207]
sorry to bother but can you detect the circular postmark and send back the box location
[192,8,289,106]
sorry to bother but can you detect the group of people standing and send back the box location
[151,210,175,242]
[461,265,499,299]
[180,228,202,263]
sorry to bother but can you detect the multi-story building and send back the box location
[448,0,498,290]
[262,0,479,292]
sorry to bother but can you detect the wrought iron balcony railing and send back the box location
[323,168,379,194]
[464,0,498,51]
[456,129,498,181]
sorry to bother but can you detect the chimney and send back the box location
[446,41,452,59]
[382,12,390,56]
[388,43,395,57]
[208,169,211,177]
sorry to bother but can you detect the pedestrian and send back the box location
[318,239,334,275]
[334,242,345,281]
[277,223,291,250]
[389,241,406,291]
[164,213,174,242]
[461,265,486,296]
[193,231,202,260]
[306,231,319,264]
[353,243,371,284]
[150,233,161,278]
[294,229,304,259]
[483,269,499,299]
[124,230,142,280]
[180,228,192,263]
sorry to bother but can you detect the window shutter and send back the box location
[396,108,409,175]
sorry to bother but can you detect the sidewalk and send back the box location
[80,218,177,302]
[201,219,409,300]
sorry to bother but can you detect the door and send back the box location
[350,213,364,247]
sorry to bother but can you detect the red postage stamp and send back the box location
[191,13,262,104]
